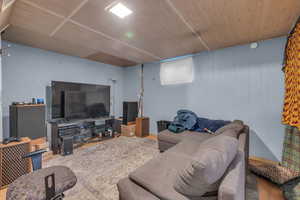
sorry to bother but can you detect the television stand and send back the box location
[48,117,119,155]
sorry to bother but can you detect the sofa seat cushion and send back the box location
[118,178,160,200]
[174,136,239,198]
[158,129,213,145]
[166,138,209,157]
[158,130,189,144]
[129,152,195,200]
[158,140,177,152]
[119,178,218,200]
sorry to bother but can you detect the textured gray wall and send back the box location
[2,41,125,139]
[123,37,287,161]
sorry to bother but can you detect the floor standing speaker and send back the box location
[123,102,138,125]
[10,104,46,139]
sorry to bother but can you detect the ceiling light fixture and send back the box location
[109,3,132,19]
[250,42,258,49]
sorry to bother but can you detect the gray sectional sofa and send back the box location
[118,120,249,200]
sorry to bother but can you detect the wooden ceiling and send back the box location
[1,0,300,66]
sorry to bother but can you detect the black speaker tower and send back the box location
[123,102,138,125]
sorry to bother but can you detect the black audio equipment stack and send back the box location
[57,124,80,156]
[50,118,120,155]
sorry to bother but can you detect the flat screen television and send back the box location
[51,81,110,119]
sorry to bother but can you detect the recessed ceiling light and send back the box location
[109,3,132,19]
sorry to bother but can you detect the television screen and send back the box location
[51,81,110,119]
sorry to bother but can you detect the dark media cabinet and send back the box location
[10,104,46,139]
[49,117,121,155]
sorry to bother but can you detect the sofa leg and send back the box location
[160,150,164,153]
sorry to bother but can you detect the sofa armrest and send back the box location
[239,130,249,171]
[218,151,245,200]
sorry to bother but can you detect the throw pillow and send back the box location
[173,135,238,197]
[249,159,300,185]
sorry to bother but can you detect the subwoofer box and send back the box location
[61,136,73,156]
[0,137,31,189]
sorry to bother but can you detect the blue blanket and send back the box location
[194,117,230,132]
[168,110,197,133]
[168,109,230,133]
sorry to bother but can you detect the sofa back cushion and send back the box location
[215,120,244,135]
[221,129,240,138]
[173,135,238,197]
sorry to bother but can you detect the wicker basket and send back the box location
[157,120,171,133]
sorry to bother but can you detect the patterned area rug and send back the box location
[44,136,259,200]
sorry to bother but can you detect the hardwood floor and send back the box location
[0,136,285,200]
[257,177,284,200]
[249,156,284,200]
[146,135,157,140]
[0,188,6,200]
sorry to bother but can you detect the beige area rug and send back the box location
[44,136,259,200]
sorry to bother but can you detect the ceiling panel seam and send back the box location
[21,0,64,19]
[50,0,89,37]
[164,0,210,51]
[69,19,162,60]
[19,0,162,61]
